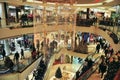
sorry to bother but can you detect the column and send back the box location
[72,6,76,51]
[69,4,74,50]
[16,7,19,23]
[55,3,58,28]
[86,8,90,19]
[4,39,11,56]
[43,2,47,59]
[0,2,7,27]
[116,5,120,34]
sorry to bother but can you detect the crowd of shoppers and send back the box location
[94,36,120,79]
[20,14,29,26]
[96,37,120,80]
[32,58,47,80]
[0,39,35,72]
[99,16,119,27]
[75,36,120,80]
[102,50,120,80]
[75,57,94,80]
[76,13,97,27]
[99,58,107,78]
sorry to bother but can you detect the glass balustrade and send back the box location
[0,53,43,74]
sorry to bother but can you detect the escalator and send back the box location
[77,56,101,80]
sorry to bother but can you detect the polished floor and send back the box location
[0,44,104,80]
[0,32,105,80]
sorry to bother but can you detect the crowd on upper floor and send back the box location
[75,36,120,80]
[94,36,120,79]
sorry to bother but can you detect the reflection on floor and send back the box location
[0,36,105,80]
[0,44,105,80]
[88,70,105,80]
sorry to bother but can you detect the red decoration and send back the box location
[95,0,100,2]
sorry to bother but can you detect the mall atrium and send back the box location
[0,0,120,80]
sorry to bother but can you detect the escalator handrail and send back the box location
[78,52,96,71]
[77,56,101,80]
[114,68,120,80]
[43,48,63,80]
[19,54,43,73]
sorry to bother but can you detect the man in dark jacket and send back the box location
[76,70,80,80]
[14,51,20,64]
[0,17,1,27]
[99,62,107,78]
[95,43,101,53]
[20,49,24,59]
[2,49,6,60]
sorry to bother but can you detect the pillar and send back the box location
[72,9,76,51]
[55,3,58,27]
[42,2,47,59]
[86,8,90,19]
[71,56,73,64]
[16,7,19,23]
[116,5,120,34]
[0,2,7,27]
[4,39,11,56]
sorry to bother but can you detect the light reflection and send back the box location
[105,0,113,3]
[73,3,103,7]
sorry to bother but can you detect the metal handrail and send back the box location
[77,56,101,80]
[77,52,96,72]
[43,48,62,80]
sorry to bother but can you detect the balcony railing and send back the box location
[0,54,43,75]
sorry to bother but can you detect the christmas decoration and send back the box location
[55,67,62,79]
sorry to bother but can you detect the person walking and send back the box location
[14,51,20,64]
[31,49,36,60]
[20,49,24,59]
[0,17,1,27]
[99,62,107,78]
[14,51,20,71]
[36,40,40,51]
[32,69,37,80]
[76,70,80,80]
[95,43,101,53]
[2,49,6,60]
[4,56,14,72]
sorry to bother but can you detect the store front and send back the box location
[7,5,17,24]
[0,34,34,59]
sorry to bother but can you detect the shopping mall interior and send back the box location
[0,0,120,80]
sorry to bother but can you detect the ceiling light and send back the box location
[47,2,55,5]
[108,8,116,11]
[73,3,103,7]
[105,0,113,3]
[33,0,43,3]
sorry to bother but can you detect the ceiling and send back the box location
[0,0,120,8]
[35,0,120,6]
[36,0,105,4]
[76,0,105,4]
